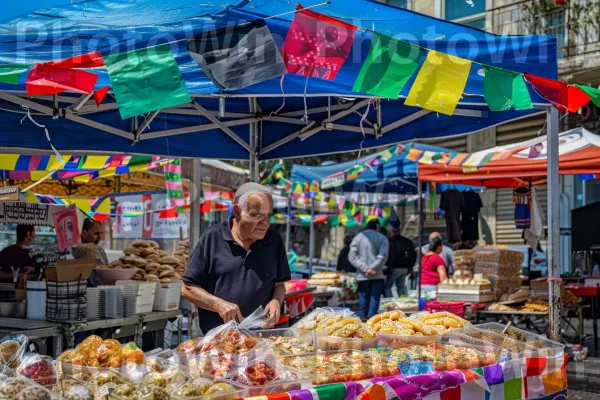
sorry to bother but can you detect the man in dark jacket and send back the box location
[336,235,356,273]
[384,228,416,297]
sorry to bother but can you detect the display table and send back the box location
[565,284,599,350]
[0,318,62,357]
[247,354,568,400]
[476,305,592,345]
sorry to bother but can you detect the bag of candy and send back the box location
[0,334,28,371]
[16,354,57,386]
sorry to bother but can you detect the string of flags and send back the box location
[2,4,599,119]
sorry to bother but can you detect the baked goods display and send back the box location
[294,309,376,340]
[307,272,342,287]
[109,240,185,282]
[453,250,476,273]
[385,342,497,371]
[173,240,191,273]
[16,354,57,386]
[58,336,144,368]
[368,311,470,337]
[0,335,27,369]
[174,379,237,399]
[381,298,419,312]
[279,351,399,385]
[259,335,316,355]
[473,247,524,299]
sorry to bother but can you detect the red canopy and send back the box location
[418,127,600,188]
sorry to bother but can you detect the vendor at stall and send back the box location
[420,237,448,291]
[0,224,36,282]
[182,183,291,333]
[76,219,108,265]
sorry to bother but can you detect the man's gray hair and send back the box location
[234,182,273,211]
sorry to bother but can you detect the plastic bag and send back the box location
[239,306,270,330]
[292,307,356,331]
[0,334,28,370]
[172,378,239,400]
[228,353,297,387]
[16,354,57,386]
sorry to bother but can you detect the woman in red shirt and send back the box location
[420,237,448,291]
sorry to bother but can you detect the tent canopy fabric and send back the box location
[0,0,557,160]
[418,127,600,188]
[291,142,475,194]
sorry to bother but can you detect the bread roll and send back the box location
[123,247,141,256]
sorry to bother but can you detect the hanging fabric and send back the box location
[513,186,531,230]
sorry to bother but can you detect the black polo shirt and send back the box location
[183,220,291,333]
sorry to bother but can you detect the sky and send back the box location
[4,1,73,22]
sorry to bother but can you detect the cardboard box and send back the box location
[153,280,183,311]
[530,277,563,291]
[45,259,96,282]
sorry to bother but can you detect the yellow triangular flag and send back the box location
[405,50,472,116]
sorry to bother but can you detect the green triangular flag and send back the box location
[576,85,600,107]
[104,44,191,120]
[0,65,29,85]
[327,215,340,226]
[353,33,424,99]
[483,65,533,111]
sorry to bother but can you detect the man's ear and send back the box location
[232,204,242,218]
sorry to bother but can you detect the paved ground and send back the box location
[568,390,600,399]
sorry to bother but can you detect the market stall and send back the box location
[0,306,569,399]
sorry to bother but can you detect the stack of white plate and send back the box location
[121,284,138,317]
[86,288,102,320]
[101,286,124,319]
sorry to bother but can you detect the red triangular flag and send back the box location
[26,64,98,96]
[567,85,591,113]
[524,73,568,111]
[93,214,111,222]
[48,51,105,69]
[158,208,178,219]
[281,4,357,81]
[94,86,110,107]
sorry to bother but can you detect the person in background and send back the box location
[79,219,108,266]
[349,219,389,319]
[420,237,448,291]
[0,225,36,282]
[420,232,454,274]
[182,183,290,333]
[336,235,356,273]
[384,227,416,298]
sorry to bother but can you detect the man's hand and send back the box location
[264,299,281,328]
[214,300,243,323]
[365,269,377,277]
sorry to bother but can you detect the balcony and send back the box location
[487,0,600,74]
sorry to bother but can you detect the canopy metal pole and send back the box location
[249,98,259,182]
[547,106,561,341]
[416,182,424,304]
[188,158,203,338]
[286,195,292,250]
[309,197,316,276]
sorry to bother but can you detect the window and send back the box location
[445,0,485,29]
[386,0,408,8]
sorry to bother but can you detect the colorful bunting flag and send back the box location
[48,51,105,69]
[104,44,191,119]
[93,86,110,107]
[165,159,185,208]
[188,20,286,90]
[278,178,292,196]
[352,33,424,99]
[0,64,29,85]
[26,64,98,96]
[567,85,592,113]
[524,73,568,111]
[405,50,472,115]
[482,65,533,111]
[282,4,356,80]
[576,85,600,107]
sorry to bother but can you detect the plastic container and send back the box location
[253,328,316,355]
[171,378,247,400]
[26,281,46,320]
[313,332,377,351]
[423,301,466,318]
[219,358,310,397]
[469,322,565,357]
[456,325,541,360]
[279,349,399,385]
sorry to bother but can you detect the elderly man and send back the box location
[182,182,290,333]
[420,232,453,273]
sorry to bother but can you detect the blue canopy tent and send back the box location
[0,0,563,338]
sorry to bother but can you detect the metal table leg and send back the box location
[63,325,75,349]
[579,305,585,344]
